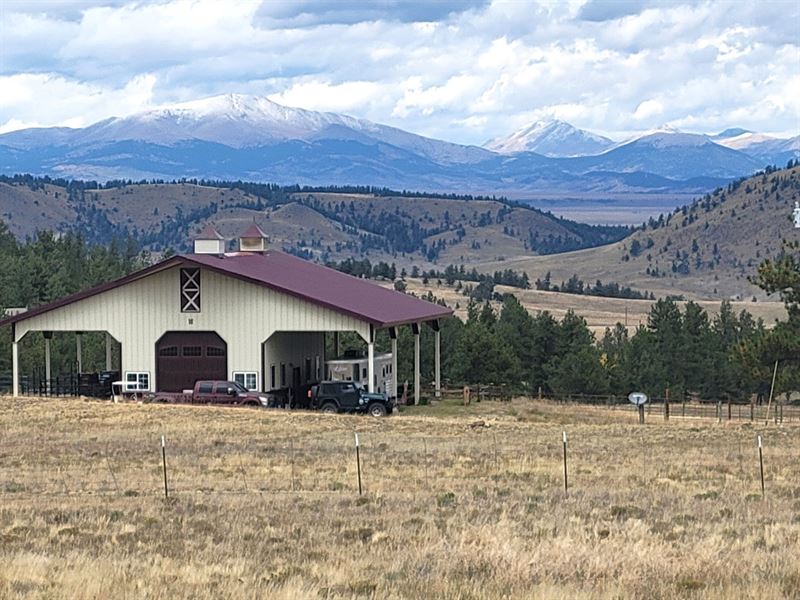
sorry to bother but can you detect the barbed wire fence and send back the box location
[1,417,793,502]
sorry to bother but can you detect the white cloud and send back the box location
[268,80,386,114]
[0,0,797,144]
[0,73,157,131]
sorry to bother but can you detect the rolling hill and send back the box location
[0,176,627,268]
[476,165,800,300]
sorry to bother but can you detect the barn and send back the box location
[1,225,452,402]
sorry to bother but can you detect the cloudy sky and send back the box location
[0,0,798,144]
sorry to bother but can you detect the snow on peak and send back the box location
[714,131,778,150]
[625,125,713,148]
[65,92,492,164]
[484,119,614,157]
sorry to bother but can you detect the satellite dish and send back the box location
[628,392,648,406]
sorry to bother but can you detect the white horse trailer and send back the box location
[325,351,394,397]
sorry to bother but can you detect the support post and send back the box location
[105,332,113,371]
[367,325,375,393]
[389,328,398,401]
[44,332,52,393]
[413,322,420,405]
[765,360,778,425]
[433,321,441,399]
[12,335,20,398]
[76,332,83,374]
[333,331,340,358]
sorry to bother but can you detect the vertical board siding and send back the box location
[15,267,370,390]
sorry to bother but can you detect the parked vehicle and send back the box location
[112,380,271,407]
[309,381,393,417]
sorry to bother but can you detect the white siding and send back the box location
[15,267,370,391]
[263,332,325,391]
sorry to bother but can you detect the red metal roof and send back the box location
[240,223,268,239]
[0,251,452,329]
[194,224,225,240]
[183,251,451,327]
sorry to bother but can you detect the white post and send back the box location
[76,333,83,373]
[105,333,113,371]
[435,328,441,398]
[45,336,51,390]
[391,330,398,401]
[367,327,375,394]
[413,323,420,405]
[12,339,19,397]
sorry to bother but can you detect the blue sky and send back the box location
[0,0,798,144]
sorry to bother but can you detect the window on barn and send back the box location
[180,268,201,312]
[280,363,286,387]
[182,346,202,357]
[125,372,150,391]
[207,346,225,357]
[234,372,258,391]
[159,346,178,357]
[270,365,276,389]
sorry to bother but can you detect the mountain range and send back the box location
[0,94,797,197]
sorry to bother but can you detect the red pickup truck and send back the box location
[148,380,270,407]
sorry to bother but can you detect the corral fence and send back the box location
[423,384,800,423]
[0,369,118,398]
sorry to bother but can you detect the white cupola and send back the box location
[193,224,226,255]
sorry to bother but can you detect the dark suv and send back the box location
[310,381,393,417]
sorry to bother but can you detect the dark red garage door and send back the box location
[156,331,227,392]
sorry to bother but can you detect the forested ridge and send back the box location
[0,174,630,262]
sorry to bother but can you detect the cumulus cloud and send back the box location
[0,0,797,144]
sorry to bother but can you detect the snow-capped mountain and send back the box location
[561,125,762,179]
[0,93,493,166]
[484,119,614,157]
[707,128,800,165]
[0,94,783,193]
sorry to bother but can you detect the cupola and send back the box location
[238,223,269,253]
[193,224,225,255]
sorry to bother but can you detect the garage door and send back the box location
[156,331,227,392]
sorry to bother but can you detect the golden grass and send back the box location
[1,396,799,599]
[385,278,787,335]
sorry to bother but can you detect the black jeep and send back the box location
[310,381,393,417]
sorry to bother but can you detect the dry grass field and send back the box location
[388,278,787,335]
[1,396,799,599]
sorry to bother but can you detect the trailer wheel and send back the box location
[320,402,338,414]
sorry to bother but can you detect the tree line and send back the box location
[2,218,797,402]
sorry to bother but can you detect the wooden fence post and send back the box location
[664,388,670,421]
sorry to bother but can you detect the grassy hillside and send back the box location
[381,278,786,334]
[478,165,800,300]
[0,178,627,268]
